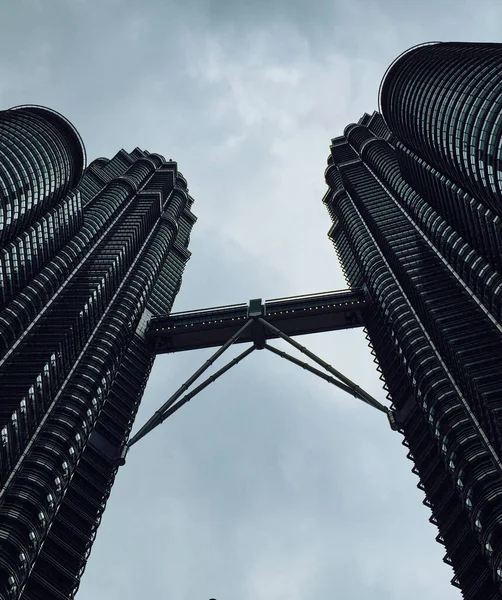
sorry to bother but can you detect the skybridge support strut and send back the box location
[125,309,390,459]
[127,318,253,448]
[258,318,388,413]
[128,345,255,449]
[263,343,386,413]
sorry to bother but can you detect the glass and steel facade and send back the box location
[0,107,196,599]
[380,42,502,219]
[0,106,86,308]
[325,46,502,598]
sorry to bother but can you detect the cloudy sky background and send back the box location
[2,1,502,598]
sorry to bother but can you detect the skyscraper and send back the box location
[0,106,196,599]
[324,42,502,599]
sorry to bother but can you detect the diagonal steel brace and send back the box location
[128,318,253,448]
[259,318,387,413]
[264,343,388,413]
[128,345,255,448]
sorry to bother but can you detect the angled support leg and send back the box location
[128,345,256,448]
[128,318,253,448]
[259,318,387,414]
[264,344,387,412]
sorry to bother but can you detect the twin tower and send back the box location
[1,42,502,599]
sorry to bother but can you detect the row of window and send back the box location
[381,43,502,221]
[363,139,502,328]
[0,191,82,308]
[0,150,195,594]
[330,149,502,592]
[0,109,79,246]
[14,185,190,589]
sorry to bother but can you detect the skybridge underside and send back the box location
[147,289,367,354]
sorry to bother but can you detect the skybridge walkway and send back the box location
[147,288,367,354]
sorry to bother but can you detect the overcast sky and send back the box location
[2,1,502,599]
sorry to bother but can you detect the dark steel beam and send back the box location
[148,289,366,354]
[264,343,359,396]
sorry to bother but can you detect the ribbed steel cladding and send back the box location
[393,145,502,273]
[0,195,158,460]
[360,141,502,324]
[380,42,502,220]
[0,192,84,309]
[324,125,502,598]
[0,177,153,368]
[25,177,190,600]
[22,176,193,599]
[20,335,156,598]
[0,129,195,599]
[333,175,498,596]
[347,132,502,450]
[0,108,85,247]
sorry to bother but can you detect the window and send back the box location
[485,533,493,554]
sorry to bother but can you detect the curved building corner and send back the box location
[379,41,502,218]
[0,105,86,245]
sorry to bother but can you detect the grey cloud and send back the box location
[3,0,497,598]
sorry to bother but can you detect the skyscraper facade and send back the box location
[323,42,502,599]
[0,106,196,599]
